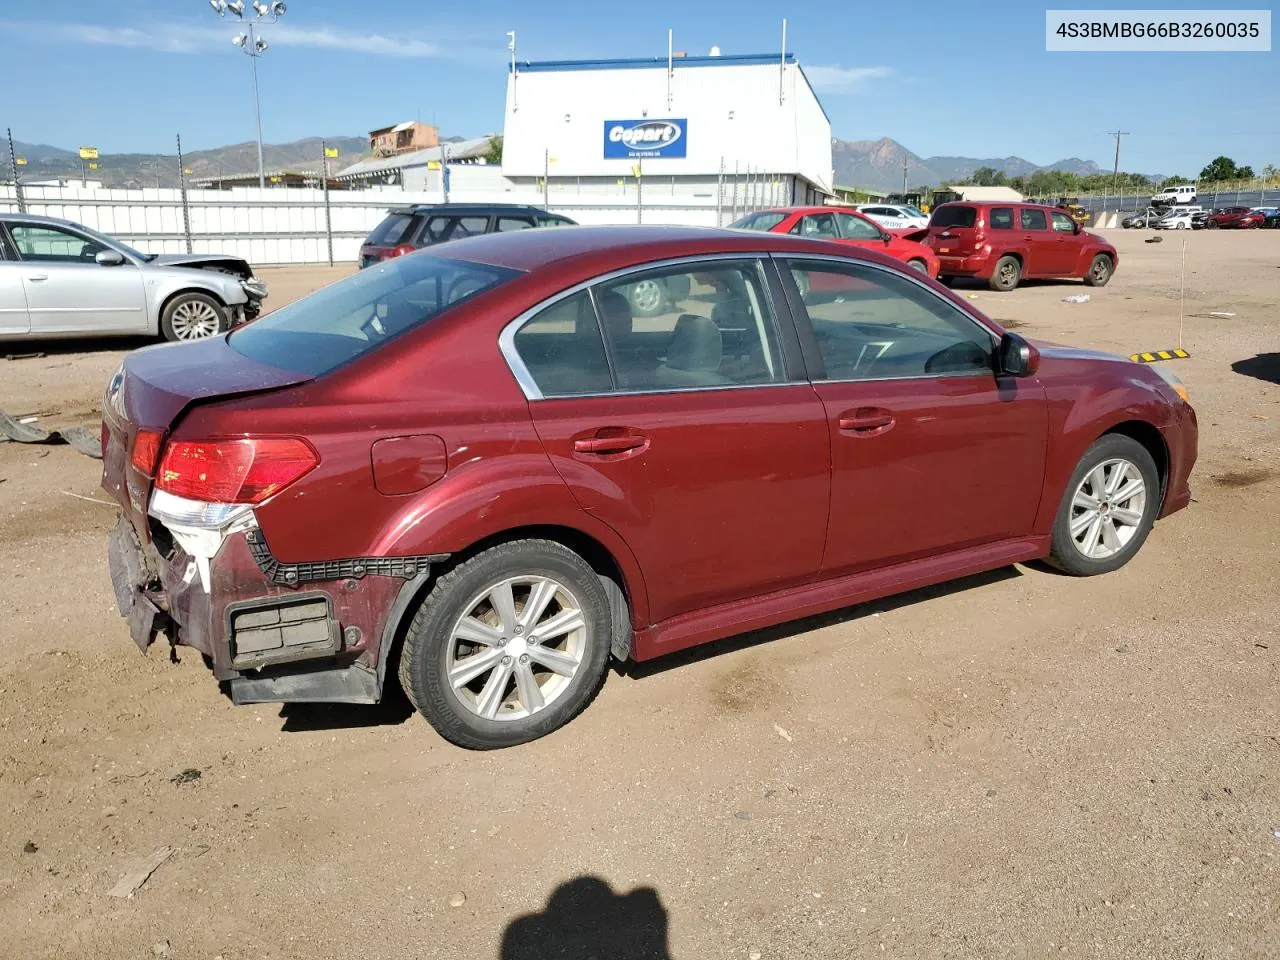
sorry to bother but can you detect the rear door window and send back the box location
[366,213,420,247]
[930,205,977,228]
[989,207,1015,230]
[535,215,575,227]
[1020,208,1048,230]
[496,216,535,232]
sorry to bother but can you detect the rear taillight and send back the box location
[155,437,319,504]
[389,244,416,259]
[131,428,164,476]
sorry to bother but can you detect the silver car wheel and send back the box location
[446,576,587,722]
[629,280,664,315]
[169,299,223,340]
[1068,458,1147,560]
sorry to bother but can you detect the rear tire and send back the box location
[160,292,228,342]
[906,258,929,274]
[398,539,612,750]
[988,256,1021,292]
[1048,434,1160,577]
[1083,254,1113,287]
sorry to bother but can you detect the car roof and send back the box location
[0,212,82,227]
[386,203,557,215]
[424,224,907,274]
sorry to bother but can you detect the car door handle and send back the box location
[573,434,648,455]
[26,274,49,282]
[838,408,895,436]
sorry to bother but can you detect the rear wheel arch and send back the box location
[378,522,646,700]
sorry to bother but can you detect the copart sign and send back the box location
[603,119,688,159]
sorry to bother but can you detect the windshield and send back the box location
[75,223,153,262]
[929,205,977,228]
[229,254,521,376]
[729,212,788,232]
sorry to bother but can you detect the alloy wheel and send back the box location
[169,299,223,340]
[446,576,587,721]
[1068,458,1147,560]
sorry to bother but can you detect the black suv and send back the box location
[359,203,576,268]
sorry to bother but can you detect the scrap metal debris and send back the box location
[0,409,102,459]
[107,845,174,899]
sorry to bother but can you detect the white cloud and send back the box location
[804,64,893,92]
[0,20,468,60]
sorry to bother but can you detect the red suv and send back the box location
[923,202,1118,291]
[1203,207,1264,229]
[102,226,1195,749]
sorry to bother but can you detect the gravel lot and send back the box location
[1,232,1277,960]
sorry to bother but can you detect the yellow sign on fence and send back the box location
[88,162,98,170]
[79,146,99,160]
[15,157,26,166]
[323,146,339,158]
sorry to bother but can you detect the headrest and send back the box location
[665,314,722,373]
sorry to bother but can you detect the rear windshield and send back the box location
[228,254,521,376]
[366,213,419,247]
[929,205,978,228]
[730,212,788,232]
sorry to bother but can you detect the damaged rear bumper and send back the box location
[106,507,443,706]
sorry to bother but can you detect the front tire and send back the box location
[988,255,1021,292]
[161,292,228,342]
[398,539,612,749]
[1048,435,1160,576]
[1083,253,1113,287]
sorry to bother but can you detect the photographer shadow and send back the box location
[501,876,671,960]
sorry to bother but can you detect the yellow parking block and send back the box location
[1130,348,1190,363]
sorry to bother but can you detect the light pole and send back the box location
[210,0,287,189]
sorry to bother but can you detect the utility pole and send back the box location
[1108,129,1129,196]
[902,156,909,196]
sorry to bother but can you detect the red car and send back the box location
[731,206,940,278]
[921,202,1118,292]
[1203,206,1265,229]
[102,226,1196,749]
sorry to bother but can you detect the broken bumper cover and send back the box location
[106,497,442,706]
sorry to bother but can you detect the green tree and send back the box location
[968,166,1008,186]
[1198,155,1241,182]
[483,136,503,166]
[1236,165,1255,179]
[1160,174,1188,187]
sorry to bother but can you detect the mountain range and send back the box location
[833,137,1116,192]
[5,133,1127,192]
[5,136,371,188]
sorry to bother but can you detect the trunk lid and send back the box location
[100,336,312,534]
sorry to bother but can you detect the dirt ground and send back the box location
[1,234,1277,960]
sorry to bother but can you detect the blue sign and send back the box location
[603,118,688,159]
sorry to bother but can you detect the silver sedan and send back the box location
[0,213,267,342]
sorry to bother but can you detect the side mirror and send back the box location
[881,230,892,245]
[95,249,125,266]
[1073,221,1082,235]
[997,332,1040,377]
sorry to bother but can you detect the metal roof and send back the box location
[515,52,796,72]
[335,137,493,180]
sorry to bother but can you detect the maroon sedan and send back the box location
[1203,206,1265,229]
[102,226,1197,749]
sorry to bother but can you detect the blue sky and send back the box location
[0,0,1275,175]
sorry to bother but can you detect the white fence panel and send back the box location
[0,182,726,264]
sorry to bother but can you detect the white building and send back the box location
[501,51,834,207]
